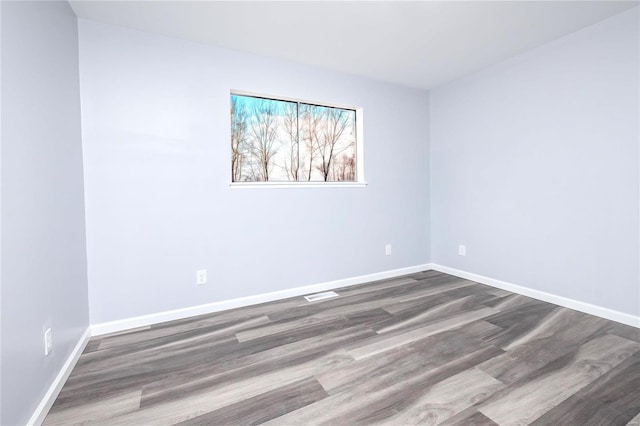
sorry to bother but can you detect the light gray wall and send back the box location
[1,2,89,424]
[430,7,639,316]
[78,20,431,324]
[0,2,3,423]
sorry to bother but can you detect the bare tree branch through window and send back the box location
[231,93,358,183]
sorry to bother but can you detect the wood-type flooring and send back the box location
[45,270,640,425]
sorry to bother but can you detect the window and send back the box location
[230,92,363,185]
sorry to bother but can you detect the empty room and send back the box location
[1,0,639,425]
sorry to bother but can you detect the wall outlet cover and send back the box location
[44,328,52,356]
[196,269,207,285]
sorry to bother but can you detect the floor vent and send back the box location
[304,291,339,302]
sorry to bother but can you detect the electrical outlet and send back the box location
[458,245,466,256]
[385,244,392,256]
[44,328,52,356]
[196,269,207,285]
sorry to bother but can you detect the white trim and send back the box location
[27,327,91,426]
[355,106,365,182]
[430,264,640,328]
[230,182,367,189]
[91,264,431,336]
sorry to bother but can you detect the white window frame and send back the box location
[229,89,366,188]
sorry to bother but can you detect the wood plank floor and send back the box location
[45,271,640,425]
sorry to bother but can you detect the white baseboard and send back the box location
[91,264,432,336]
[27,327,91,426]
[430,264,640,328]
[91,261,638,337]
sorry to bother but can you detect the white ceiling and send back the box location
[69,1,638,90]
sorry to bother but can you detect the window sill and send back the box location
[229,182,368,189]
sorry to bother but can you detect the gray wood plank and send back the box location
[175,377,327,426]
[479,334,639,426]
[440,409,499,426]
[378,368,504,425]
[316,320,501,394]
[478,309,615,385]
[263,346,504,425]
[43,390,141,425]
[348,306,499,360]
[530,351,640,425]
[44,270,640,425]
[139,325,369,408]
